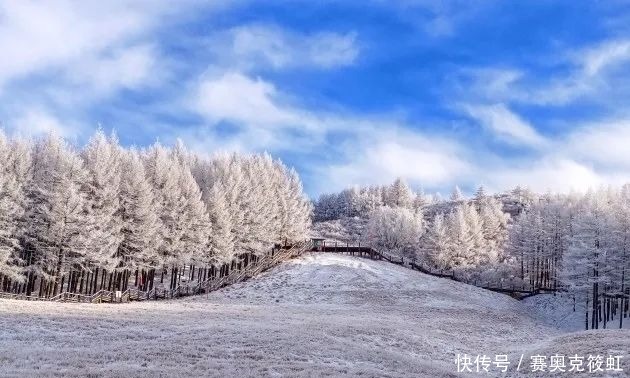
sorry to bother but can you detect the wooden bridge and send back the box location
[310,239,556,300]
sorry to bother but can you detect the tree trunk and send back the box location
[53,248,64,296]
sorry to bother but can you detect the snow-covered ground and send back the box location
[1,253,628,377]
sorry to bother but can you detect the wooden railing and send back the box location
[0,241,309,304]
[311,241,556,299]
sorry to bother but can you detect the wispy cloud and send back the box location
[580,39,630,76]
[0,1,232,137]
[2,1,629,197]
[210,24,359,71]
[463,103,549,148]
[8,109,82,139]
[317,127,472,193]
[565,119,630,169]
[485,158,606,194]
[193,72,298,127]
[0,1,169,90]
[461,38,630,107]
[190,71,335,152]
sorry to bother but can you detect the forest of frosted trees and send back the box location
[2,126,628,330]
[0,130,311,298]
[313,179,630,329]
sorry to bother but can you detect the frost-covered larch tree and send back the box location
[278,165,312,244]
[143,143,189,269]
[561,190,616,329]
[206,183,235,264]
[81,130,123,271]
[0,128,311,297]
[118,149,160,270]
[25,135,91,296]
[450,185,464,202]
[385,177,414,209]
[170,142,211,267]
[424,213,450,269]
[0,132,29,282]
[367,206,424,259]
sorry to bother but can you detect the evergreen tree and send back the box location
[81,130,123,270]
[424,213,450,269]
[450,185,464,202]
[118,149,160,269]
[25,134,91,295]
[0,132,28,281]
[386,177,414,208]
[143,143,188,268]
[367,206,423,259]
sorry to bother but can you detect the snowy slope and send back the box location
[1,253,628,377]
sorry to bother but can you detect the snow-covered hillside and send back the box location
[1,253,628,377]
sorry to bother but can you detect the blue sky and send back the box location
[1,1,630,197]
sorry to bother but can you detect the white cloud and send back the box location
[9,109,81,138]
[66,44,158,96]
[188,69,630,196]
[305,31,359,68]
[0,1,167,90]
[565,119,630,169]
[487,158,605,194]
[313,127,472,193]
[218,24,359,70]
[0,1,219,137]
[463,103,548,148]
[580,39,630,76]
[189,70,472,194]
[464,39,630,107]
[311,111,630,195]
[190,71,358,152]
[471,68,523,100]
[193,72,298,127]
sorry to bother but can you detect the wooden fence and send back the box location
[311,240,557,299]
[0,242,308,304]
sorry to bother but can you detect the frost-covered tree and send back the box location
[561,191,614,329]
[117,149,160,269]
[611,184,630,328]
[0,132,29,281]
[508,194,573,291]
[367,206,424,259]
[25,135,91,295]
[385,177,414,208]
[206,183,235,264]
[143,143,189,268]
[196,153,310,263]
[444,204,479,268]
[450,185,464,202]
[278,165,312,243]
[424,213,450,269]
[478,196,510,261]
[0,128,311,297]
[171,144,210,266]
[81,130,123,270]
[412,190,429,215]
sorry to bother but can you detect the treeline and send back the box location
[509,188,630,329]
[313,180,513,281]
[314,180,630,329]
[0,130,311,297]
[313,178,429,221]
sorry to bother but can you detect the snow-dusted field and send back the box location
[1,253,629,377]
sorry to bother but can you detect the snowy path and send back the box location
[1,253,628,377]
